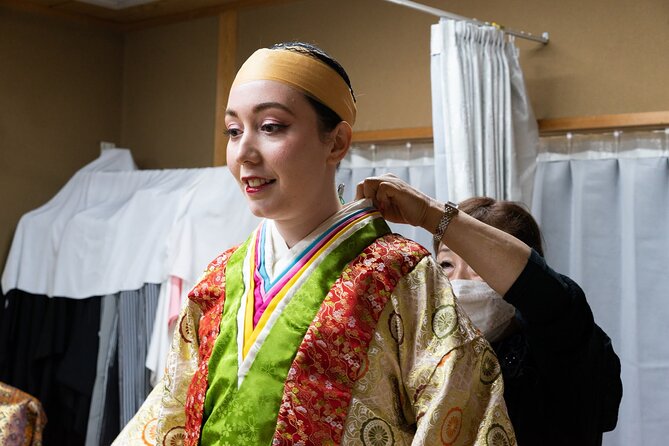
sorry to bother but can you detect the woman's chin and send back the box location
[246,202,277,220]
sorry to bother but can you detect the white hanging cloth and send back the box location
[430,18,538,205]
[2,148,137,296]
[532,130,669,446]
[2,150,260,298]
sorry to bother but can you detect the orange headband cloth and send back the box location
[232,48,357,126]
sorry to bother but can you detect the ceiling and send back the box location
[3,0,286,29]
[76,0,160,10]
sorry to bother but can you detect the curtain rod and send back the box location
[383,0,549,44]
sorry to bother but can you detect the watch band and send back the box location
[433,201,459,243]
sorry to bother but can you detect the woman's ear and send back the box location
[326,121,353,165]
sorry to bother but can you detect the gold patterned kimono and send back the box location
[113,201,514,446]
[0,382,47,446]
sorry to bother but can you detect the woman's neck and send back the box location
[274,193,342,249]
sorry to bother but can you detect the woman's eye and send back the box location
[260,123,286,134]
[439,261,453,271]
[224,127,241,138]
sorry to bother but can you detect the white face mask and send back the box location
[450,279,516,343]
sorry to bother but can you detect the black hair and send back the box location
[270,42,356,134]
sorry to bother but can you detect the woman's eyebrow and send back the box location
[225,102,295,118]
[253,102,295,115]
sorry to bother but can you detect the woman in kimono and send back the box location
[114,42,514,446]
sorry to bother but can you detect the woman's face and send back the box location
[225,79,336,223]
[437,244,483,281]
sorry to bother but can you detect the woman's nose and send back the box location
[235,132,260,165]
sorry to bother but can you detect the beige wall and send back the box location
[238,0,669,129]
[0,7,123,273]
[121,16,219,168]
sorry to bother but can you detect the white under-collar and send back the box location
[263,199,373,280]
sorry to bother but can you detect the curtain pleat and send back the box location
[86,293,120,446]
[117,284,160,429]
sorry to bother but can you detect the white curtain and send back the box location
[531,130,669,446]
[430,18,538,205]
[336,141,435,251]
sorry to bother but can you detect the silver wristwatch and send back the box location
[433,201,459,243]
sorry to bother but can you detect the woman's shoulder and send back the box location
[362,233,431,274]
[376,232,431,256]
[204,245,241,272]
[504,249,591,324]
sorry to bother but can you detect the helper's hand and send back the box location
[355,174,435,230]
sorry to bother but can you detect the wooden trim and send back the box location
[0,0,120,31]
[350,112,669,144]
[120,0,297,31]
[119,7,222,31]
[213,10,237,167]
[1,0,297,32]
[538,111,669,134]
[352,127,433,143]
